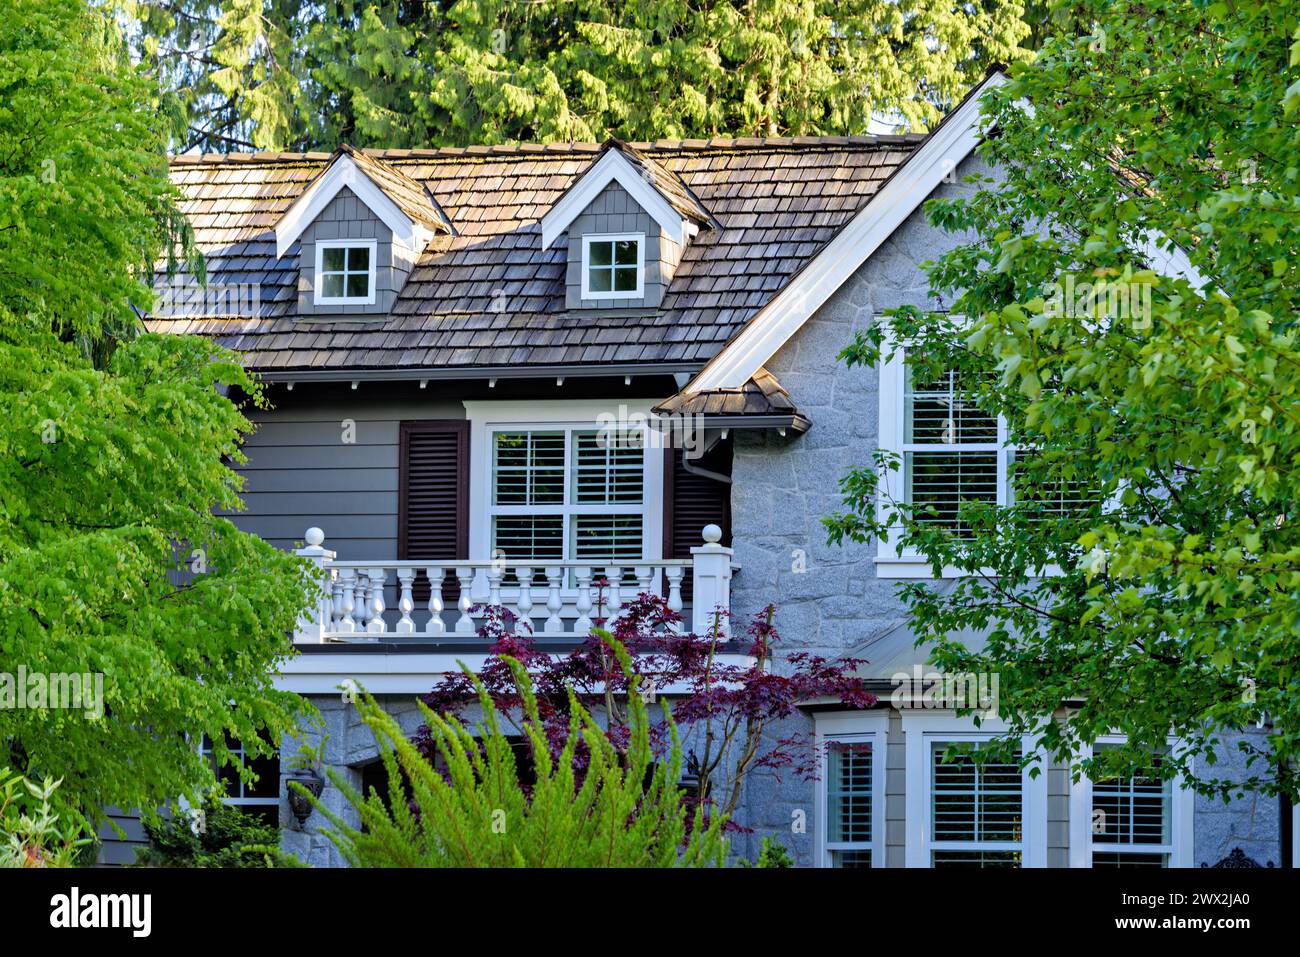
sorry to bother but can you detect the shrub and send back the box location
[0,769,90,867]
[135,800,288,868]
[304,635,728,867]
[744,835,797,868]
[419,598,874,829]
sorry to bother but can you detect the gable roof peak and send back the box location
[273,144,452,258]
[539,138,714,248]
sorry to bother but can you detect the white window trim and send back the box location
[814,711,889,868]
[580,233,645,301]
[313,238,378,306]
[463,400,664,602]
[901,711,1048,868]
[1068,734,1194,868]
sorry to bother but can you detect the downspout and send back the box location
[679,433,732,485]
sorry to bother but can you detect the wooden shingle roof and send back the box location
[149,135,924,374]
[654,367,810,431]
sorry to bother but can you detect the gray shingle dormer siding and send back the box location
[564,182,684,311]
[296,187,416,317]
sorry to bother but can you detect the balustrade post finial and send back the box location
[293,527,336,643]
[690,525,733,637]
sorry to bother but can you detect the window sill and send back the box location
[873,558,1063,579]
[873,558,985,579]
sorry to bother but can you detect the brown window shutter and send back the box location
[663,438,732,603]
[398,421,468,601]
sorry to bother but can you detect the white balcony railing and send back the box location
[293,525,734,643]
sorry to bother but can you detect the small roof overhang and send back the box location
[654,367,810,432]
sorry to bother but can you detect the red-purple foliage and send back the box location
[413,594,876,830]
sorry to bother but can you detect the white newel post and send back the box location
[690,524,733,638]
[294,527,336,643]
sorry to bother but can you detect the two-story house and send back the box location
[129,71,1286,869]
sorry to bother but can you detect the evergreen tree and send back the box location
[117,0,1033,151]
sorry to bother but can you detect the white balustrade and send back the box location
[425,566,446,636]
[293,527,730,643]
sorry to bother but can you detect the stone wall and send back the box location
[1194,727,1283,868]
[280,693,427,868]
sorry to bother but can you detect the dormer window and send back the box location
[315,239,377,306]
[581,233,644,299]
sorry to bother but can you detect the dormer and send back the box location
[541,141,715,310]
[274,144,452,316]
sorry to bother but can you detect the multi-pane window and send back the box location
[1090,744,1174,868]
[199,734,280,825]
[930,742,1023,868]
[826,741,874,868]
[582,234,643,298]
[490,428,645,582]
[903,365,1001,537]
[315,240,375,304]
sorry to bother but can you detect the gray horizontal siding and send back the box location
[241,469,397,494]
[96,807,149,867]
[229,397,463,562]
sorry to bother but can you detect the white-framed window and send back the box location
[581,233,644,300]
[465,401,665,593]
[198,734,281,825]
[902,363,1003,537]
[814,712,888,868]
[877,335,1098,577]
[1068,735,1194,868]
[314,238,377,306]
[877,341,1006,577]
[902,712,1047,868]
[489,427,645,580]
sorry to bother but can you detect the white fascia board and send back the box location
[541,149,687,248]
[275,651,754,695]
[686,72,1008,392]
[275,154,432,259]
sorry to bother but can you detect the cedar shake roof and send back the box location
[149,134,924,374]
[654,367,810,431]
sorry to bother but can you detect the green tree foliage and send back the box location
[135,800,288,867]
[118,0,1032,151]
[0,0,315,832]
[826,0,1300,800]
[306,637,728,866]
